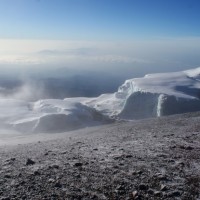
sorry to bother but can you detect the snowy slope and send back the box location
[1,99,112,133]
[1,67,200,133]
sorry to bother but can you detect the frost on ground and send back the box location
[0,67,200,133]
[0,112,200,199]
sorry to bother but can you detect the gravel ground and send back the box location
[0,112,200,200]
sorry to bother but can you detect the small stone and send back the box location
[139,184,149,190]
[132,191,138,198]
[155,173,168,181]
[170,191,181,197]
[132,170,143,175]
[4,174,11,179]
[113,155,122,160]
[137,170,143,175]
[185,146,194,150]
[177,161,185,167]
[26,158,35,165]
[135,195,143,200]
[48,178,55,183]
[179,145,194,150]
[154,191,162,197]
[34,170,40,175]
[160,184,167,191]
[61,151,67,154]
[148,189,154,195]
[55,182,62,188]
[50,164,59,169]
[168,159,175,163]
[125,154,133,158]
[75,174,81,178]
[74,162,83,167]
[116,184,125,190]
[20,180,25,185]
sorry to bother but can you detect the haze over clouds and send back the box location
[0,38,200,78]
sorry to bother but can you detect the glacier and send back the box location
[1,67,200,133]
[86,67,200,119]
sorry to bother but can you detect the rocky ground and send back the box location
[0,112,200,200]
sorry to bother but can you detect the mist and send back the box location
[0,73,125,101]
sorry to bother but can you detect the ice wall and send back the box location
[114,67,200,119]
[118,91,200,120]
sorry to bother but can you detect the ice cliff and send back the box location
[86,67,200,119]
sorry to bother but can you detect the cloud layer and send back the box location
[0,38,200,77]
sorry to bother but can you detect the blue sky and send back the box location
[0,0,200,76]
[0,0,200,40]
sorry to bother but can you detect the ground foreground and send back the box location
[0,112,200,200]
